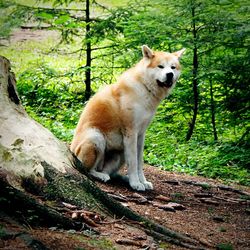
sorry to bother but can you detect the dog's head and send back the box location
[141,45,185,91]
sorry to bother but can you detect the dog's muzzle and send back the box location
[157,72,174,88]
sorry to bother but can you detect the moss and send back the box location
[0,144,13,162]
[216,243,233,250]
[0,225,7,239]
[200,183,211,190]
[74,235,116,250]
[159,242,171,249]
[42,163,107,214]
[2,150,13,162]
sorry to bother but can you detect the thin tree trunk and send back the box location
[84,0,91,101]
[186,5,199,141]
[209,79,218,141]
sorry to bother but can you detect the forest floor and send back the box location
[1,165,250,250]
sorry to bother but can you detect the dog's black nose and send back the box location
[166,72,174,81]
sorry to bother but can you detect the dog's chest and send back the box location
[134,104,155,132]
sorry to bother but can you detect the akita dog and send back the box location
[71,45,185,191]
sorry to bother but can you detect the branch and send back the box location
[20,25,52,29]
[91,44,120,51]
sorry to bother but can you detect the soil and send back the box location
[1,165,249,250]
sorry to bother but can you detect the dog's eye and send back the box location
[158,65,164,69]
[171,65,176,69]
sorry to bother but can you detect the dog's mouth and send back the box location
[156,79,173,88]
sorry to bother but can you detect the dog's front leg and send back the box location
[124,133,145,191]
[137,134,153,190]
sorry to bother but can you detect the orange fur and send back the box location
[148,52,180,69]
[75,142,96,170]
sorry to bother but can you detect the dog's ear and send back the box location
[173,48,186,60]
[142,45,154,59]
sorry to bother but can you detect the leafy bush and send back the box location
[17,66,84,142]
[144,102,250,185]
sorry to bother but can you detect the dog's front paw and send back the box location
[142,181,154,190]
[129,181,145,191]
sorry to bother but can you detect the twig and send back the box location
[81,213,99,227]
[145,230,206,250]
[99,216,125,224]
[108,193,128,202]
[182,180,250,196]
[115,238,143,247]
[213,196,244,203]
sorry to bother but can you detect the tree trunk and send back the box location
[209,79,218,141]
[0,56,207,249]
[186,5,199,141]
[84,0,91,101]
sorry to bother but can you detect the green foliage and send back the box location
[0,224,6,239]
[75,235,116,250]
[17,65,84,141]
[144,109,250,185]
[0,0,29,39]
[216,243,234,250]
[143,99,250,185]
[0,0,249,186]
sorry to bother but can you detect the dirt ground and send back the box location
[1,165,249,250]
[0,28,58,45]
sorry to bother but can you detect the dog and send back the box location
[70,45,185,191]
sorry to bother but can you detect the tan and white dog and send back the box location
[71,45,185,191]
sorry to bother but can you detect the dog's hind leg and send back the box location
[102,152,121,175]
[89,156,111,183]
[102,151,126,179]
[75,129,110,182]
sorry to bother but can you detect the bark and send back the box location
[84,0,92,101]
[0,56,208,249]
[0,169,92,232]
[186,5,199,141]
[209,79,218,141]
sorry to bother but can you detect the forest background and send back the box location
[0,0,249,185]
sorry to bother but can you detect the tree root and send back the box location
[0,227,50,250]
[182,180,250,196]
[0,171,97,234]
[42,159,210,249]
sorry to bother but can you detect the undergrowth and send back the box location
[144,102,250,186]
